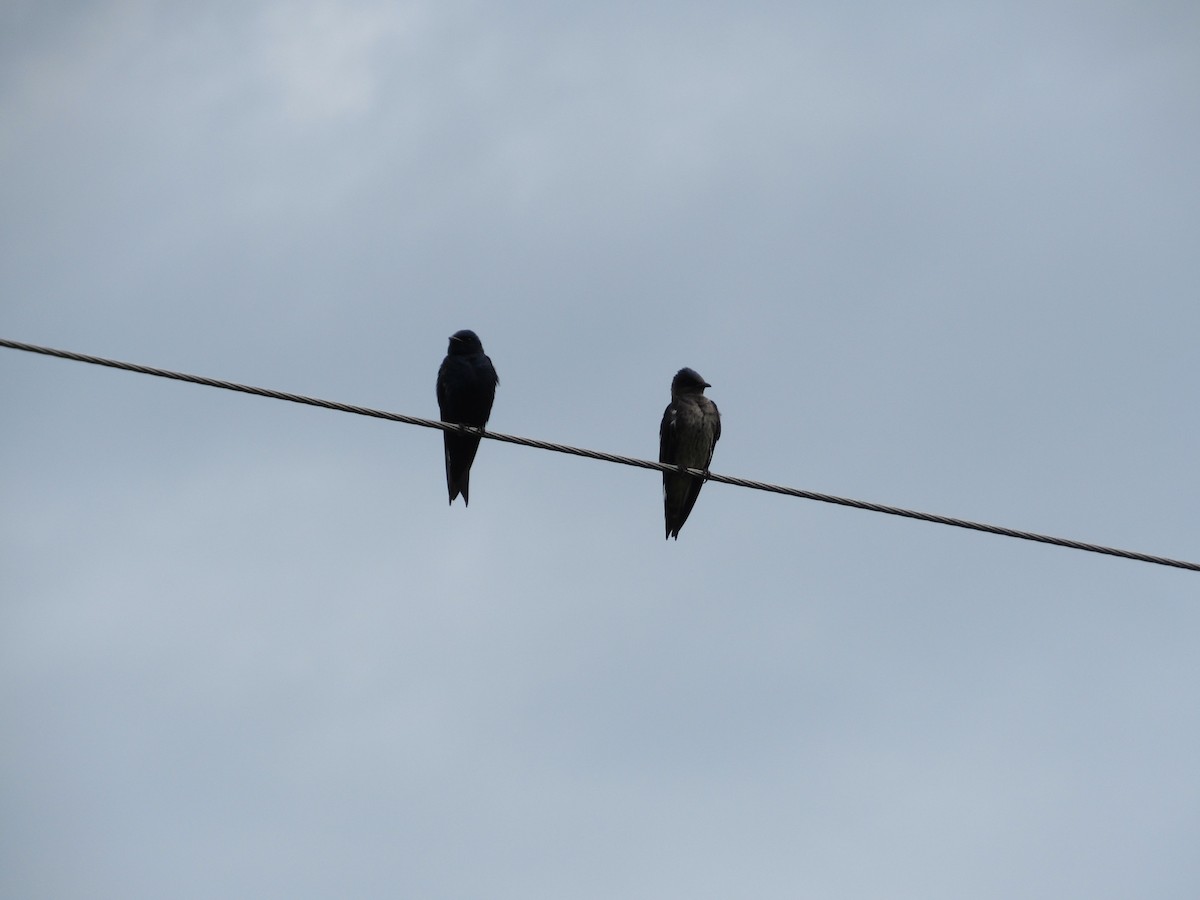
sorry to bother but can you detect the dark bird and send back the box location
[659,367,721,539]
[436,329,499,506]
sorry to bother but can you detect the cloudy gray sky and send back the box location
[3,1,1199,897]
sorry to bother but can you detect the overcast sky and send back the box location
[3,2,1199,898]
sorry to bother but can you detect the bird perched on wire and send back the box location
[659,367,721,539]
[436,329,499,506]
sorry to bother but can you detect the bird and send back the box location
[659,367,721,539]
[436,329,499,506]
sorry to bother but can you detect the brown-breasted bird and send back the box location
[659,367,720,539]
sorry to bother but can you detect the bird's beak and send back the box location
[703,381,712,388]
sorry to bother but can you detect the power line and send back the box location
[3,336,1196,573]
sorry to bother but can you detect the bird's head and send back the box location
[671,367,711,394]
[447,329,484,355]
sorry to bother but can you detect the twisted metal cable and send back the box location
[3,337,1196,572]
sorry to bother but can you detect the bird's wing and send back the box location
[659,403,678,464]
[707,401,721,467]
[436,359,452,414]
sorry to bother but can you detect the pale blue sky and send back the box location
[3,2,1199,897]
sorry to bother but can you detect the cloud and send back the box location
[258,0,418,123]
